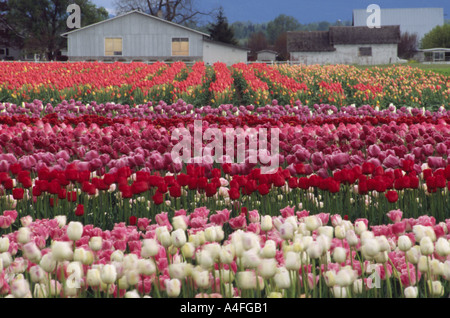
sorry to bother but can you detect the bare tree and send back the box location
[114,0,216,25]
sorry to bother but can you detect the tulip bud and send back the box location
[169,262,189,280]
[126,269,140,286]
[420,236,434,255]
[125,290,141,298]
[141,239,160,258]
[86,268,101,287]
[242,249,261,269]
[101,264,117,284]
[236,271,258,290]
[54,215,67,228]
[318,226,334,239]
[435,237,450,257]
[17,227,31,244]
[0,237,10,253]
[219,244,234,264]
[274,267,291,289]
[204,227,217,242]
[110,250,124,262]
[397,235,412,252]
[171,229,187,248]
[123,254,138,271]
[257,258,277,279]
[404,286,418,298]
[137,258,156,276]
[192,267,210,288]
[345,230,359,247]
[172,216,188,231]
[305,216,321,231]
[334,225,346,239]
[89,236,103,251]
[354,221,367,235]
[22,242,42,263]
[333,247,347,264]
[40,252,56,273]
[306,241,322,259]
[181,242,195,259]
[279,222,295,240]
[196,250,214,269]
[428,281,444,297]
[375,251,389,263]
[442,260,450,280]
[285,251,301,271]
[165,279,181,297]
[335,268,355,287]
[51,241,73,262]
[405,246,420,265]
[361,238,380,259]
[67,221,83,242]
[29,265,47,284]
[261,240,277,259]
[418,255,430,273]
[73,248,94,265]
[11,278,30,298]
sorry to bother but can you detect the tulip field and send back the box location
[0,61,450,300]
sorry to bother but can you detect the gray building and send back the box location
[61,10,248,65]
[256,50,278,62]
[352,7,444,42]
[288,26,401,65]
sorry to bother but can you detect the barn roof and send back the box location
[330,25,401,44]
[287,31,336,52]
[287,25,401,52]
[61,10,210,37]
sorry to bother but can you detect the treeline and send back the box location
[191,14,351,61]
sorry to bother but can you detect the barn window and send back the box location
[359,47,372,56]
[0,48,5,55]
[105,38,123,56]
[172,38,189,56]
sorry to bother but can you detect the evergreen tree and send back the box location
[208,7,237,45]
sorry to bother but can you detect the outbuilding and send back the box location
[61,10,248,65]
[287,25,401,65]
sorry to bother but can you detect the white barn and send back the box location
[352,7,444,42]
[61,10,248,65]
[288,25,401,65]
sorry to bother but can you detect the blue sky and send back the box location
[91,0,450,24]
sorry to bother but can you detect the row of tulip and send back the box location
[0,208,449,298]
[0,62,448,108]
[2,99,448,121]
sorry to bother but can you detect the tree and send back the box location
[274,32,288,61]
[421,24,450,49]
[266,14,301,44]
[398,32,418,59]
[6,0,108,60]
[114,0,215,25]
[247,31,268,60]
[207,7,237,45]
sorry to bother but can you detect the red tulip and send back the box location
[12,188,24,200]
[75,204,84,216]
[385,190,399,203]
[152,191,164,205]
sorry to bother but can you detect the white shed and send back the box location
[256,50,278,62]
[288,26,401,65]
[203,39,249,65]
